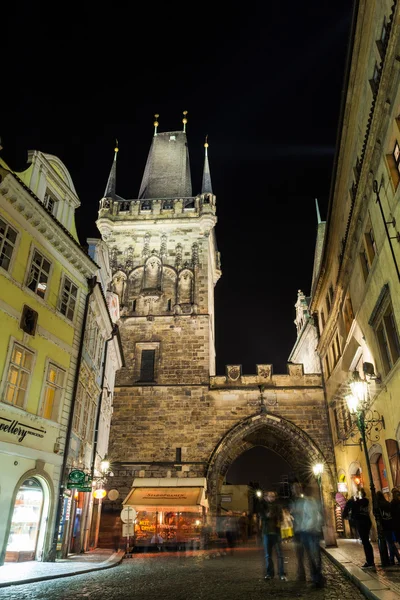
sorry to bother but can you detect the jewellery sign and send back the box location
[0,416,46,443]
[67,470,92,492]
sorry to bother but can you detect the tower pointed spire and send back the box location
[315,197,321,224]
[182,111,188,133]
[104,141,119,199]
[201,135,213,194]
[154,114,159,136]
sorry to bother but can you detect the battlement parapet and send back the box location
[210,363,322,389]
[98,193,216,221]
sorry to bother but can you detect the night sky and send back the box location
[3,3,355,489]
[3,3,354,378]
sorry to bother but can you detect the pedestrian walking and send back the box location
[290,482,325,588]
[342,495,359,539]
[377,490,400,564]
[390,488,400,544]
[238,512,249,545]
[280,508,294,542]
[224,511,238,554]
[353,489,374,567]
[259,491,287,581]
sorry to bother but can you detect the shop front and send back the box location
[123,478,208,549]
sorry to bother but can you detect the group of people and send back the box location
[343,487,400,567]
[258,483,325,587]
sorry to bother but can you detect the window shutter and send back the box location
[140,350,155,382]
[386,439,400,487]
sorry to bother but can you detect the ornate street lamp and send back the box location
[345,371,389,567]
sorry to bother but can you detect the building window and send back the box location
[87,400,97,442]
[375,303,400,375]
[343,294,354,337]
[40,363,65,421]
[377,17,389,57]
[140,349,155,382]
[326,292,331,315]
[3,343,34,408]
[43,192,57,214]
[393,141,400,174]
[360,217,377,281]
[26,250,51,299]
[324,355,331,379]
[0,218,18,272]
[73,382,84,434]
[369,62,380,94]
[59,277,78,321]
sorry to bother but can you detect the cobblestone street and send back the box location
[0,543,366,600]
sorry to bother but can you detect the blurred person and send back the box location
[238,512,249,545]
[280,507,294,542]
[390,488,400,545]
[353,488,374,567]
[290,482,325,588]
[342,495,359,539]
[259,491,287,581]
[224,511,238,554]
[377,490,400,565]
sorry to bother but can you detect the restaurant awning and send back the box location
[123,478,208,511]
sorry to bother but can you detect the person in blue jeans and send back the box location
[377,490,400,565]
[290,483,325,588]
[259,491,286,581]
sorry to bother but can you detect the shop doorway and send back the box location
[5,477,47,562]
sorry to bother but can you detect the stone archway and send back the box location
[206,411,336,544]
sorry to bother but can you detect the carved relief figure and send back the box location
[143,256,162,290]
[177,269,193,305]
[112,271,127,305]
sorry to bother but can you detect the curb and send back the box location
[0,550,125,589]
[321,546,395,600]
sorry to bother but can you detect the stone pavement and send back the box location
[323,538,400,600]
[0,548,125,588]
[2,538,400,599]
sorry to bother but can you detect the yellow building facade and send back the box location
[310,0,400,536]
[0,151,97,564]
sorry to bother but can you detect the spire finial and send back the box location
[114,139,119,159]
[182,110,188,133]
[315,198,321,224]
[154,114,159,136]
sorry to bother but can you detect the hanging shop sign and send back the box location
[67,470,92,492]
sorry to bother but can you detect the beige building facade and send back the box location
[308,0,400,529]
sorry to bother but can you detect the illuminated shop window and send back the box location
[60,276,78,321]
[4,343,34,408]
[0,217,18,272]
[40,363,65,421]
[6,478,44,558]
[26,250,51,299]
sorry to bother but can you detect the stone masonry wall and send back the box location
[106,367,334,510]
[115,314,211,386]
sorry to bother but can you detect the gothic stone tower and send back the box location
[96,116,337,545]
[96,115,222,497]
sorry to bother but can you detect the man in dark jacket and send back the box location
[353,489,374,567]
[259,491,286,581]
[377,490,400,565]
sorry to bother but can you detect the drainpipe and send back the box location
[80,325,118,552]
[46,276,97,562]
[90,324,118,481]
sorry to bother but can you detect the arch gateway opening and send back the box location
[206,412,336,515]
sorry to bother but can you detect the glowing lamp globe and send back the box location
[94,489,107,499]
